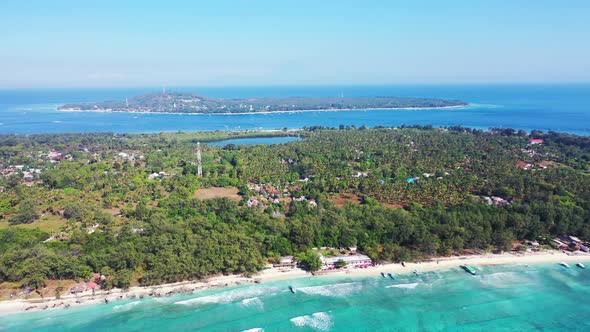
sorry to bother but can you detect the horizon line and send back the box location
[1,82,590,90]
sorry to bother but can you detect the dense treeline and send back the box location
[0,127,589,289]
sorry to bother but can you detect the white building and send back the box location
[319,253,372,269]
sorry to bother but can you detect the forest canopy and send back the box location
[0,126,589,288]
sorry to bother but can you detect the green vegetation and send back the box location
[58,91,467,114]
[0,126,589,289]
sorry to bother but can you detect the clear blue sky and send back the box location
[1,0,589,87]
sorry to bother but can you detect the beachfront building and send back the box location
[273,255,296,268]
[319,253,372,269]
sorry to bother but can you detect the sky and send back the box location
[1,0,589,87]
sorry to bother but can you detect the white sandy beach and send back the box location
[1,249,588,317]
[57,104,467,116]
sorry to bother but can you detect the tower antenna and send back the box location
[196,142,203,177]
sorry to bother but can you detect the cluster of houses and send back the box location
[481,196,510,206]
[246,182,317,209]
[116,151,144,162]
[553,235,589,253]
[148,171,169,180]
[517,162,548,171]
[1,164,42,187]
[40,149,72,163]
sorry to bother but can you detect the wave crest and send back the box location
[113,301,141,312]
[175,286,279,306]
[297,282,363,297]
[386,282,419,289]
[290,312,333,331]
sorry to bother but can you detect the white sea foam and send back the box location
[175,286,279,306]
[241,328,264,332]
[240,296,264,310]
[113,300,141,312]
[476,271,532,288]
[297,282,363,297]
[290,312,333,331]
[386,282,419,289]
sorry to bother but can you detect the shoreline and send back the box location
[57,104,468,115]
[1,249,587,317]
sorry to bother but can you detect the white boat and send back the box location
[577,263,586,269]
[560,262,570,268]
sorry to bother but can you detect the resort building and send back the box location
[273,255,296,268]
[319,253,372,269]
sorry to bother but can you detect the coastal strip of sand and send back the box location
[1,250,588,316]
[57,104,468,115]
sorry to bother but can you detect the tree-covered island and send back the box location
[0,126,589,296]
[58,92,467,114]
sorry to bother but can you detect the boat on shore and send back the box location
[460,265,477,275]
[576,263,585,269]
[560,262,570,268]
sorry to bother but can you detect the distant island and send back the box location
[58,91,467,114]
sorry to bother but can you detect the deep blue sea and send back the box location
[2,264,589,331]
[0,84,589,135]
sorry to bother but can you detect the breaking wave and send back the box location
[476,271,533,288]
[386,282,419,289]
[240,296,264,310]
[297,282,363,297]
[290,312,333,331]
[175,286,279,306]
[113,300,141,312]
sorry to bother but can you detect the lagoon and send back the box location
[206,136,301,147]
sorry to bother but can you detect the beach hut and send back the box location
[70,282,87,294]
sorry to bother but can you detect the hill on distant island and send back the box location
[58,92,467,114]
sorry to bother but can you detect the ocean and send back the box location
[1,264,588,331]
[0,84,589,135]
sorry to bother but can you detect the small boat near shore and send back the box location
[288,286,296,294]
[460,265,476,275]
[381,272,387,278]
[388,273,396,280]
[577,263,586,269]
[560,262,570,268]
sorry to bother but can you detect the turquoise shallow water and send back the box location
[2,264,589,331]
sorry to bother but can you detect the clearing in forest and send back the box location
[328,193,361,207]
[193,187,242,201]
